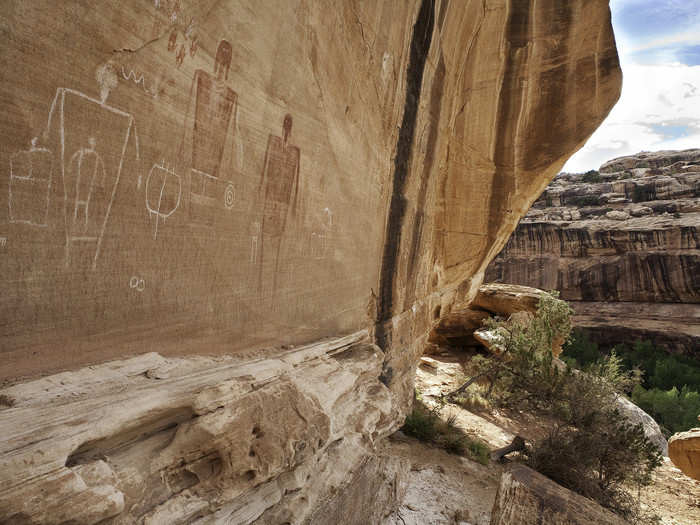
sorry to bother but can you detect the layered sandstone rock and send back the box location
[669,427,700,481]
[490,464,628,524]
[486,150,700,353]
[0,0,620,522]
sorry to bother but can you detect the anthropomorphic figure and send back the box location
[68,137,106,236]
[8,137,53,227]
[257,114,300,292]
[180,39,238,226]
[40,63,139,270]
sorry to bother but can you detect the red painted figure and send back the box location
[257,114,300,292]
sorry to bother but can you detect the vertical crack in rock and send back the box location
[375,0,436,351]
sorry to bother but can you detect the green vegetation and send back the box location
[633,386,700,435]
[563,332,700,435]
[617,171,633,180]
[402,396,490,464]
[444,293,662,522]
[581,170,602,183]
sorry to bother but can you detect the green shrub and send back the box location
[449,295,661,522]
[401,399,490,464]
[524,355,661,523]
[402,403,439,442]
[632,385,700,436]
[564,335,700,434]
[465,439,490,465]
[563,329,601,368]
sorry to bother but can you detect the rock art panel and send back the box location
[0,0,621,522]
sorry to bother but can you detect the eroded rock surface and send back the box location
[0,334,406,524]
[669,427,700,481]
[486,150,700,354]
[490,464,628,524]
[0,0,620,522]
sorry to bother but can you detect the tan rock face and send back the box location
[490,464,628,524]
[0,0,620,522]
[472,283,545,316]
[669,428,700,481]
[486,150,700,354]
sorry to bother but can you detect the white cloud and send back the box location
[563,63,700,172]
[627,29,700,55]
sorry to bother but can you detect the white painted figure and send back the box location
[39,64,140,270]
[146,160,181,239]
[8,137,54,227]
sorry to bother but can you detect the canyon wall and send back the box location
[487,150,700,353]
[0,1,620,523]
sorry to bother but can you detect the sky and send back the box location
[563,0,700,173]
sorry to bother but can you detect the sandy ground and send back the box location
[382,350,700,525]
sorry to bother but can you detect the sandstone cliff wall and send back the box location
[0,1,620,523]
[486,150,700,353]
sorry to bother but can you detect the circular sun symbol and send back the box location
[224,184,235,209]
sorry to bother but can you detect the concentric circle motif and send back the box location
[224,184,235,209]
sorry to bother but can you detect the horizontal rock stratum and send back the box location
[486,149,700,354]
[0,1,621,523]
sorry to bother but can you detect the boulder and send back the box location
[669,427,700,480]
[472,284,545,316]
[615,395,668,456]
[430,307,491,347]
[490,464,628,525]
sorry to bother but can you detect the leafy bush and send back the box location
[564,334,700,435]
[562,329,601,368]
[565,335,700,392]
[632,385,700,435]
[523,354,662,523]
[402,403,439,442]
[448,295,662,521]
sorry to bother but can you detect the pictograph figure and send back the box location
[309,207,333,260]
[8,137,54,227]
[179,40,238,227]
[257,114,301,292]
[145,160,181,239]
[40,64,140,270]
[67,137,107,238]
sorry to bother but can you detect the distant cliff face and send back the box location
[487,150,700,353]
[0,1,620,523]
